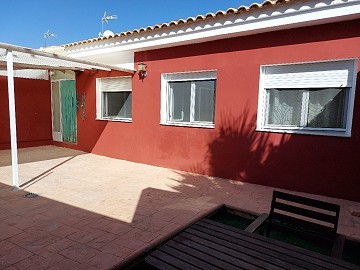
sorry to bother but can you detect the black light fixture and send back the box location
[138,63,147,79]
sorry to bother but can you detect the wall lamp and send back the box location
[138,63,147,79]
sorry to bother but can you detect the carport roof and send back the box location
[0,42,135,73]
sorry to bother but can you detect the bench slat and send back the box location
[179,230,285,270]
[199,219,358,270]
[270,212,335,238]
[148,249,201,270]
[145,255,179,270]
[168,238,242,270]
[273,191,340,213]
[191,223,331,270]
[273,201,338,225]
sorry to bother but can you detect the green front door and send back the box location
[51,80,77,143]
[60,80,77,143]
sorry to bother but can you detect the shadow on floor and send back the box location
[0,145,85,167]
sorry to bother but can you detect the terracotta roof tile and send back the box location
[64,0,294,47]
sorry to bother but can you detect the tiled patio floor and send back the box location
[0,146,359,269]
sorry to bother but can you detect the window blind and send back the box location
[96,76,132,119]
[163,70,216,82]
[99,76,132,92]
[263,60,355,89]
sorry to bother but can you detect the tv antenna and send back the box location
[100,11,117,37]
[44,30,57,47]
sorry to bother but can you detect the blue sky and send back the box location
[0,0,254,49]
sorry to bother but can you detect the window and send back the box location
[161,70,216,128]
[257,59,357,137]
[96,76,132,121]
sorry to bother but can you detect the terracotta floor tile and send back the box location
[0,241,33,268]
[27,221,78,238]
[0,146,359,270]
[113,247,137,260]
[57,215,83,227]
[0,222,23,241]
[88,217,113,230]
[8,231,58,252]
[100,221,133,236]
[47,258,80,270]
[73,263,99,270]
[59,243,100,264]
[13,254,46,270]
[71,217,98,229]
[32,250,66,265]
[100,237,129,255]
[66,228,106,244]
[86,232,119,249]
[2,266,19,270]
[1,215,35,230]
[45,238,77,253]
[88,252,122,269]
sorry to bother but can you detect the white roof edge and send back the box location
[65,0,360,57]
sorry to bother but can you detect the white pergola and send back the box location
[0,43,135,189]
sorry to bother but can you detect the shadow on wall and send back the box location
[189,107,288,184]
[208,108,277,181]
[189,103,360,201]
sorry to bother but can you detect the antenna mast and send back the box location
[44,30,57,47]
[100,11,117,37]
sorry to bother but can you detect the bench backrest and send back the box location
[269,191,340,240]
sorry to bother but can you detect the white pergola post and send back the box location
[6,49,19,189]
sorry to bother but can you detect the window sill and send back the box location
[97,118,132,123]
[256,127,350,137]
[161,122,214,129]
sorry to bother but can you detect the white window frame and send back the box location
[257,58,358,137]
[96,76,132,122]
[160,70,217,128]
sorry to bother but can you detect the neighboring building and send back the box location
[1,0,359,201]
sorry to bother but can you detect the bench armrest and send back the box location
[245,213,269,233]
[331,234,345,259]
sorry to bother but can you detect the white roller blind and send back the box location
[96,76,132,119]
[98,76,132,92]
[163,70,217,81]
[263,60,355,88]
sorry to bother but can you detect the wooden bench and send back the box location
[246,190,346,258]
[145,218,358,270]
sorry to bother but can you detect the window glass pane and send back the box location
[168,81,191,122]
[103,92,132,119]
[307,88,346,128]
[266,89,304,126]
[194,80,215,122]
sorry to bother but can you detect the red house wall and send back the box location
[0,76,52,150]
[74,19,360,201]
[54,70,132,152]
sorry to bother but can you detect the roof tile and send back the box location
[64,0,295,48]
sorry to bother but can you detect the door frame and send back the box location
[51,79,76,142]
